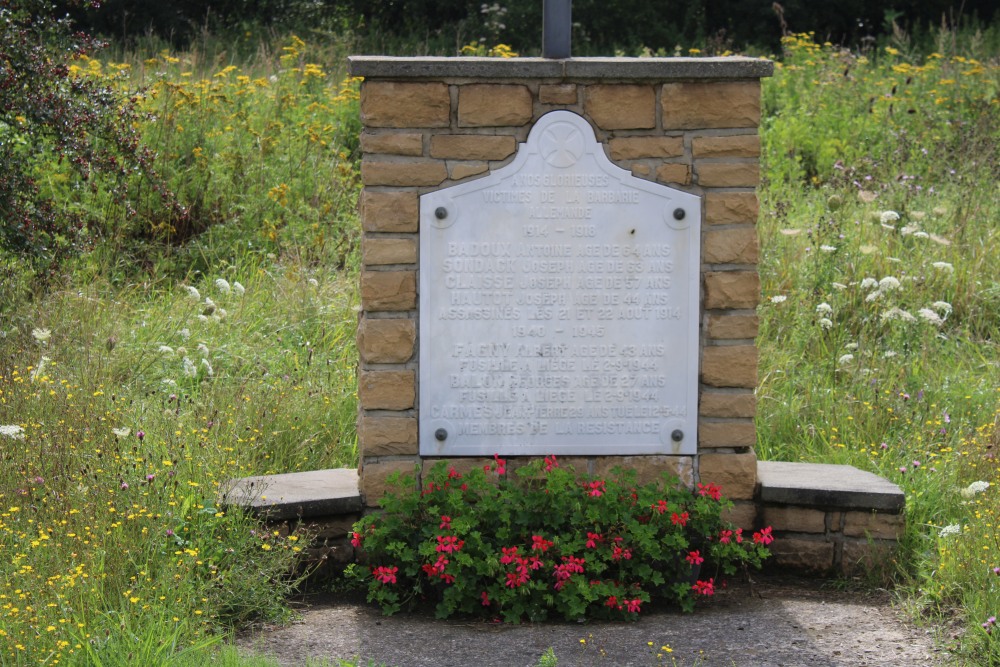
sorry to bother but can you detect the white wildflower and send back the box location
[938,524,961,537]
[820,244,837,253]
[932,206,948,217]
[201,358,214,376]
[30,356,50,381]
[960,481,990,499]
[931,261,954,273]
[879,276,901,290]
[881,307,916,323]
[197,343,210,356]
[215,278,231,294]
[912,231,929,239]
[111,427,131,438]
[880,210,900,224]
[838,353,854,365]
[32,327,51,344]
[860,277,878,290]
[932,301,952,315]
[844,342,859,350]
[865,290,883,303]
[184,286,201,300]
[179,328,191,340]
[203,297,216,316]
[882,350,898,358]
[900,224,920,236]
[175,346,187,357]
[308,278,319,287]
[911,211,926,221]
[233,282,245,296]
[770,295,787,304]
[0,425,25,440]
[918,308,943,325]
[818,318,833,330]
[816,302,833,315]
[197,315,209,322]
[832,282,848,290]
[161,378,177,387]
[216,308,227,320]
[183,356,197,378]
[158,345,174,354]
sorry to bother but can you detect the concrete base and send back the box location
[220,461,904,578]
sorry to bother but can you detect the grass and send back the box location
[0,23,998,667]
[757,30,1000,663]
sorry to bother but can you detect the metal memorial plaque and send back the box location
[420,111,700,456]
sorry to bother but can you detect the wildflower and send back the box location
[32,327,52,344]
[201,358,214,376]
[917,308,943,326]
[0,425,26,440]
[878,276,901,290]
[838,354,854,365]
[931,261,954,273]
[881,307,916,323]
[215,278,231,294]
[882,350,898,358]
[831,282,847,290]
[960,481,990,499]
[820,244,837,253]
[983,617,996,634]
[844,342,858,350]
[111,427,131,438]
[137,430,144,441]
[931,301,952,314]
[120,481,129,490]
[816,302,833,315]
[818,318,833,330]
[912,231,929,239]
[993,567,1000,576]
[880,210,900,224]
[308,278,319,287]
[176,346,187,357]
[865,290,883,303]
[184,286,200,300]
[770,295,787,303]
[197,343,210,356]
[860,277,878,290]
[183,357,197,377]
[938,524,961,537]
[158,345,175,354]
[233,282,246,296]
[179,328,191,340]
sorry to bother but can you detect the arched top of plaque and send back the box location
[419,110,702,457]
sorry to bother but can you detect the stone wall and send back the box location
[349,57,773,510]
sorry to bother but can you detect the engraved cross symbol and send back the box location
[540,123,584,167]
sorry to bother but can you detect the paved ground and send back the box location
[237,575,953,666]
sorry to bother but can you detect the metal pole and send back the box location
[542,0,571,59]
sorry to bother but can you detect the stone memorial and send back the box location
[419,110,700,456]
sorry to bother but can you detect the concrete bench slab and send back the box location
[757,461,904,513]
[219,468,362,521]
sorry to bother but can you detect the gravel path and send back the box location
[238,575,950,667]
